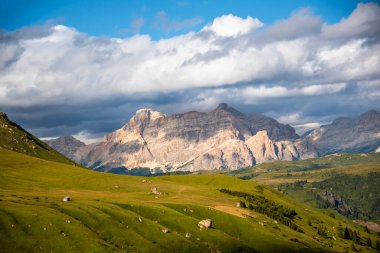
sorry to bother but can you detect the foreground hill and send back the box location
[49,104,317,172]
[1,148,379,252]
[0,112,74,165]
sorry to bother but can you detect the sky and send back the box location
[0,0,380,143]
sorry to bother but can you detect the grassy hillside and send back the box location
[229,153,380,222]
[0,147,379,252]
[0,112,74,165]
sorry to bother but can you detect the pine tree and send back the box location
[344,227,351,239]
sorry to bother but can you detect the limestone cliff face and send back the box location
[74,104,317,172]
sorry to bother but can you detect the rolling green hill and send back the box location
[0,147,379,252]
[229,153,380,223]
[0,112,74,165]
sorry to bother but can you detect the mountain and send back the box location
[0,112,74,165]
[54,103,316,172]
[45,136,85,161]
[305,110,380,155]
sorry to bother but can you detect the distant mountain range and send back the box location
[305,110,380,155]
[43,104,380,173]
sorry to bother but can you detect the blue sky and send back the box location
[0,1,379,142]
[0,0,372,39]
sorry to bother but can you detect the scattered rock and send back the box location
[138,217,143,223]
[236,202,241,208]
[62,196,71,202]
[114,185,120,188]
[198,219,213,229]
[185,232,192,238]
[151,187,162,195]
[162,229,170,233]
[65,220,71,223]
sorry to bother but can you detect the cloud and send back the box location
[322,2,380,41]
[202,14,263,37]
[0,3,379,139]
[153,11,203,32]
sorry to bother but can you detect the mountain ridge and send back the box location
[36,107,380,173]
[51,104,316,172]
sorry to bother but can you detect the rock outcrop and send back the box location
[63,104,316,172]
[305,110,380,155]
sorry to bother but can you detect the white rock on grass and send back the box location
[198,219,212,229]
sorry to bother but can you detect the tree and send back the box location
[376,240,380,253]
[344,227,351,239]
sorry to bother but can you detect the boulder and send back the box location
[198,219,213,229]
[151,187,162,195]
[62,196,71,202]
[185,232,192,238]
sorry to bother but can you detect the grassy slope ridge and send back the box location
[230,153,380,221]
[0,148,378,252]
[0,113,74,165]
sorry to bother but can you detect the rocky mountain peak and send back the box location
[358,110,380,122]
[306,110,380,155]
[45,135,85,161]
[130,108,165,126]
[216,103,228,110]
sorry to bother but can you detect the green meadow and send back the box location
[1,147,379,252]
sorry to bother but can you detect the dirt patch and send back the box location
[355,220,380,233]
[213,205,255,218]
